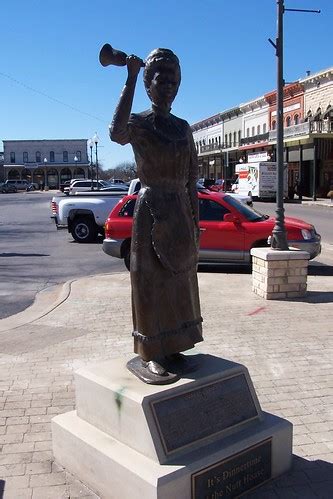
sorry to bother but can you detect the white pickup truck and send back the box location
[50,191,126,243]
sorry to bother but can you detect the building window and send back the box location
[76,151,81,161]
[233,132,236,146]
[246,128,249,137]
[229,133,232,146]
[238,130,241,145]
[36,151,41,163]
[50,151,55,162]
[10,152,15,163]
[286,116,291,127]
[23,152,28,163]
[63,151,68,162]
[272,120,276,130]
[294,114,299,125]
[225,134,228,147]
[257,125,261,135]
[251,126,255,137]
[263,123,267,133]
[218,136,221,145]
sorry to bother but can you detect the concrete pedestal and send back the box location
[251,247,310,300]
[52,355,292,499]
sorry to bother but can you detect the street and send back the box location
[0,191,123,319]
[255,200,333,246]
[0,191,332,320]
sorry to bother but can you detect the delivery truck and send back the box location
[231,161,288,200]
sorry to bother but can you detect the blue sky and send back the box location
[1,0,331,168]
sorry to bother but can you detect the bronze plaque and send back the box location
[150,374,258,454]
[192,439,272,498]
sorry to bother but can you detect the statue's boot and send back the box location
[127,356,179,385]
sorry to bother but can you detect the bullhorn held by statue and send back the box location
[99,43,145,67]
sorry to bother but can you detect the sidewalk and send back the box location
[288,197,333,208]
[0,261,332,498]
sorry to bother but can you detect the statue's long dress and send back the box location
[113,109,203,361]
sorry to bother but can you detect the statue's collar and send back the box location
[151,104,171,118]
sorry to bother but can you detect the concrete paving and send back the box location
[0,253,332,497]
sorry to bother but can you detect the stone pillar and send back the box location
[251,247,310,300]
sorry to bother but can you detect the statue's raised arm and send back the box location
[109,55,144,145]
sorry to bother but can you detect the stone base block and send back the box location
[52,355,293,499]
[251,247,310,300]
[73,355,262,464]
[52,409,292,499]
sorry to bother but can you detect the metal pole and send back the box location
[95,142,99,190]
[90,145,94,190]
[224,151,229,192]
[312,140,317,201]
[271,0,289,250]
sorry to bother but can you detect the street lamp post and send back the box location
[224,151,229,193]
[270,0,289,250]
[43,157,48,190]
[93,133,99,190]
[73,154,78,189]
[87,139,94,190]
[269,0,320,251]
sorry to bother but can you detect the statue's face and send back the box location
[148,66,180,107]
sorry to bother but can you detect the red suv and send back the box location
[103,191,321,270]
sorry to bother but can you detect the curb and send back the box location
[0,280,73,333]
[301,200,333,208]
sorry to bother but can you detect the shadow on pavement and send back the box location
[69,235,104,245]
[197,261,333,277]
[0,252,49,257]
[295,291,333,304]
[198,264,251,274]
[308,262,333,276]
[247,455,333,498]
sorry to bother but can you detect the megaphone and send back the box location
[99,43,145,67]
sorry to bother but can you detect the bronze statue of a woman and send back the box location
[109,48,203,384]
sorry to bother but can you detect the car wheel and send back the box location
[124,247,131,271]
[71,217,98,243]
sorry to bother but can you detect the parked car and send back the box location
[59,180,72,192]
[100,184,129,192]
[102,191,321,270]
[0,182,17,193]
[207,178,235,192]
[4,179,31,191]
[197,178,215,189]
[64,179,109,195]
[196,182,252,206]
[108,178,127,185]
[128,178,252,205]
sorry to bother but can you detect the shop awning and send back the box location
[238,142,269,151]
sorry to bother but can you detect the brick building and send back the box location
[192,66,333,197]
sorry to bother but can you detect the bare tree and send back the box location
[99,160,137,181]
